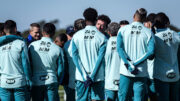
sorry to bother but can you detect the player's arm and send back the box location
[0,35,24,46]
[57,48,65,84]
[117,32,130,65]
[71,39,85,81]
[91,40,107,81]
[21,42,32,88]
[133,36,155,66]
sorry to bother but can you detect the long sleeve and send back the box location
[91,41,107,81]
[21,43,32,87]
[57,48,65,84]
[117,32,130,65]
[71,40,85,81]
[133,36,155,66]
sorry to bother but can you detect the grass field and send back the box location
[59,86,65,101]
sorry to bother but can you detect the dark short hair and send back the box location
[97,15,111,26]
[83,8,98,23]
[119,20,129,25]
[43,23,56,37]
[0,23,4,33]
[30,23,40,28]
[107,22,120,36]
[57,33,67,43]
[145,13,156,23]
[134,8,147,22]
[4,20,16,33]
[154,12,170,29]
[16,31,22,36]
[74,18,86,32]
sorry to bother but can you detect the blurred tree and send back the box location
[169,24,180,32]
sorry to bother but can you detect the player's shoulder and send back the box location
[52,42,61,50]
[13,39,26,46]
[13,38,24,42]
[73,28,85,38]
[118,24,130,34]
[29,40,40,46]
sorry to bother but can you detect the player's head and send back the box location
[0,23,5,36]
[107,22,120,36]
[30,23,41,40]
[119,20,129,27]
[4,20,17,35]
[42,23,56,38]
[133,8,147,22]
[66,26,75,40]
[54,33,67,48]
[96,14,111,33]
[83,7,98,25]
[144,13,156,29]
[154,12,170,29]
[16,31,22,36]
[74,18,86,32]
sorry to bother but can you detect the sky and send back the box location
[0,0,180,32]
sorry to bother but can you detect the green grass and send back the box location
[59,85,65,101]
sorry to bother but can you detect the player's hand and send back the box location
[130,67,139,75]
[83,76,93,88]
[124,63,139,75]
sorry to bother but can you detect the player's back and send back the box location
[0,39,27,88]
[29,37,62,85]
[105,36,120,90]
[119,22,152,77]
[121,22,152,61]
[72,25,106,81]
[154,28,180,82]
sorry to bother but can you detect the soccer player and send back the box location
[63,26,75,86]
[0,22,24,46]
[72,8,107,101]
[153,12,180,101]
[26,23,41,46]
[117,8,155,101]
[29,23,64,101]
[54,33,68,48]
[105,22,120,101]
[119,20,129,28]
[0,20,32,101]
[96,14,111,39]
[63,19,86,101]
[144,13,157,101]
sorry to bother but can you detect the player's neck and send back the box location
[133,18,143,23]
[43,34,51,38]
[86,21,95,26]
[6,33,15,35]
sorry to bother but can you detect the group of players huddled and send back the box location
[0,7,179,101]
